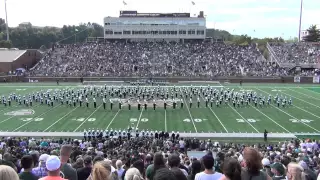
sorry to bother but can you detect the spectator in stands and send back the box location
[146,152,166,180]
[262,158,274,177]
[286,162,306,180]
[187,160,201,180]
[125,168,144,180]
[219,158,242,180]
[40,155,64,180]
[77,156,92,180]
[0,165,19,180]
[33,154,49,178]
[116,160,125,178]
[0,153,17,171]
[270,162,286,180]
[241,147,272,180]
[168,154,188,179]
[195,154,223,180]
[19,155,39,180]
[154,167,177,180]
[299,161,317,180]
[72,157,84,169]
[90,161,112,180]
[60,145,77,180]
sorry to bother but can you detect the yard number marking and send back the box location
[72,118,96,122]
[183,118,207,123]
[236,118,259,123]
[289,119,313,123]
[21,118,43,121]
[130,118,149,122]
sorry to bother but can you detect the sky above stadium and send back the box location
[1,0,320,39]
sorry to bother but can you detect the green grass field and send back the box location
[0,83,320,138]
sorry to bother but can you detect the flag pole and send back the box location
[298,0,303,42]
[5,0,10,41]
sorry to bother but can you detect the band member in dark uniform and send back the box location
[138,100,141,110]
[164,99,167,110]
[144,99,147,110]
[103,98,106,110]
[173,100,176,109]
[128,100,131,110]
[153,99,156,110]
[93,98,97,108]
[119,101,122,109]
[264,129,268,142]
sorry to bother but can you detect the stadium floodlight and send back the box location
[298,0,303,42]
[4,0,9,41]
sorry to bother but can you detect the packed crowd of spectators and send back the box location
[270,42,320,64]
[1,135,320,180]
[28,41,288,77]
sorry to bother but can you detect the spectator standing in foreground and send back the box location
[241,147,272,180]
[154,167,177,180]
[261,158,274,178]
[0,153,17,171]
[125,168,144,180]
[270,162,286,180]
[194,154,223,180]
[219,158,242,180]
[19,155,39,180]
[286,162,306,180]
[187,160,201,180]
[60,145,77,180]
[146,152,166,180]
[77,156,92,180]
[116,160,125,179]
[89,161,112,180]
[33,154,49,178]
[0,165,19,180]
[168,154,188,180]
[40,155,65,180]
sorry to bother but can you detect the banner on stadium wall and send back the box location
[294,76,300,83]
[313,76,320,83]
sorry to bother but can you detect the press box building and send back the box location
[103,10,206,42]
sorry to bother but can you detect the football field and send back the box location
[0,83,320,138]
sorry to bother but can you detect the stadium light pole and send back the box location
[298,0,303,42]
[4,0,10,41]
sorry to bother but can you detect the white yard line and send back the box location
[181,93,198,133]
[256,88,320,132]
[303,88,320,96]
[0,116,16,124]
[280,90,320,109]
[164,109,167,132]
[135,108,144,130]
[199,95,228,133]
[106,109,121,130]
[13,105,61,132]
[238,86,290,133]
[43,107,79,132]
[286,88,320,101]
[292,105,320,120]
[73,104,103,132]
[228,104,259,133]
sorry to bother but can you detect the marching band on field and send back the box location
[1,85,292,110]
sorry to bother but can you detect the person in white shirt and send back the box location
[195,155,223,180]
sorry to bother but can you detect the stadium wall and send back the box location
[0,76,317,84]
